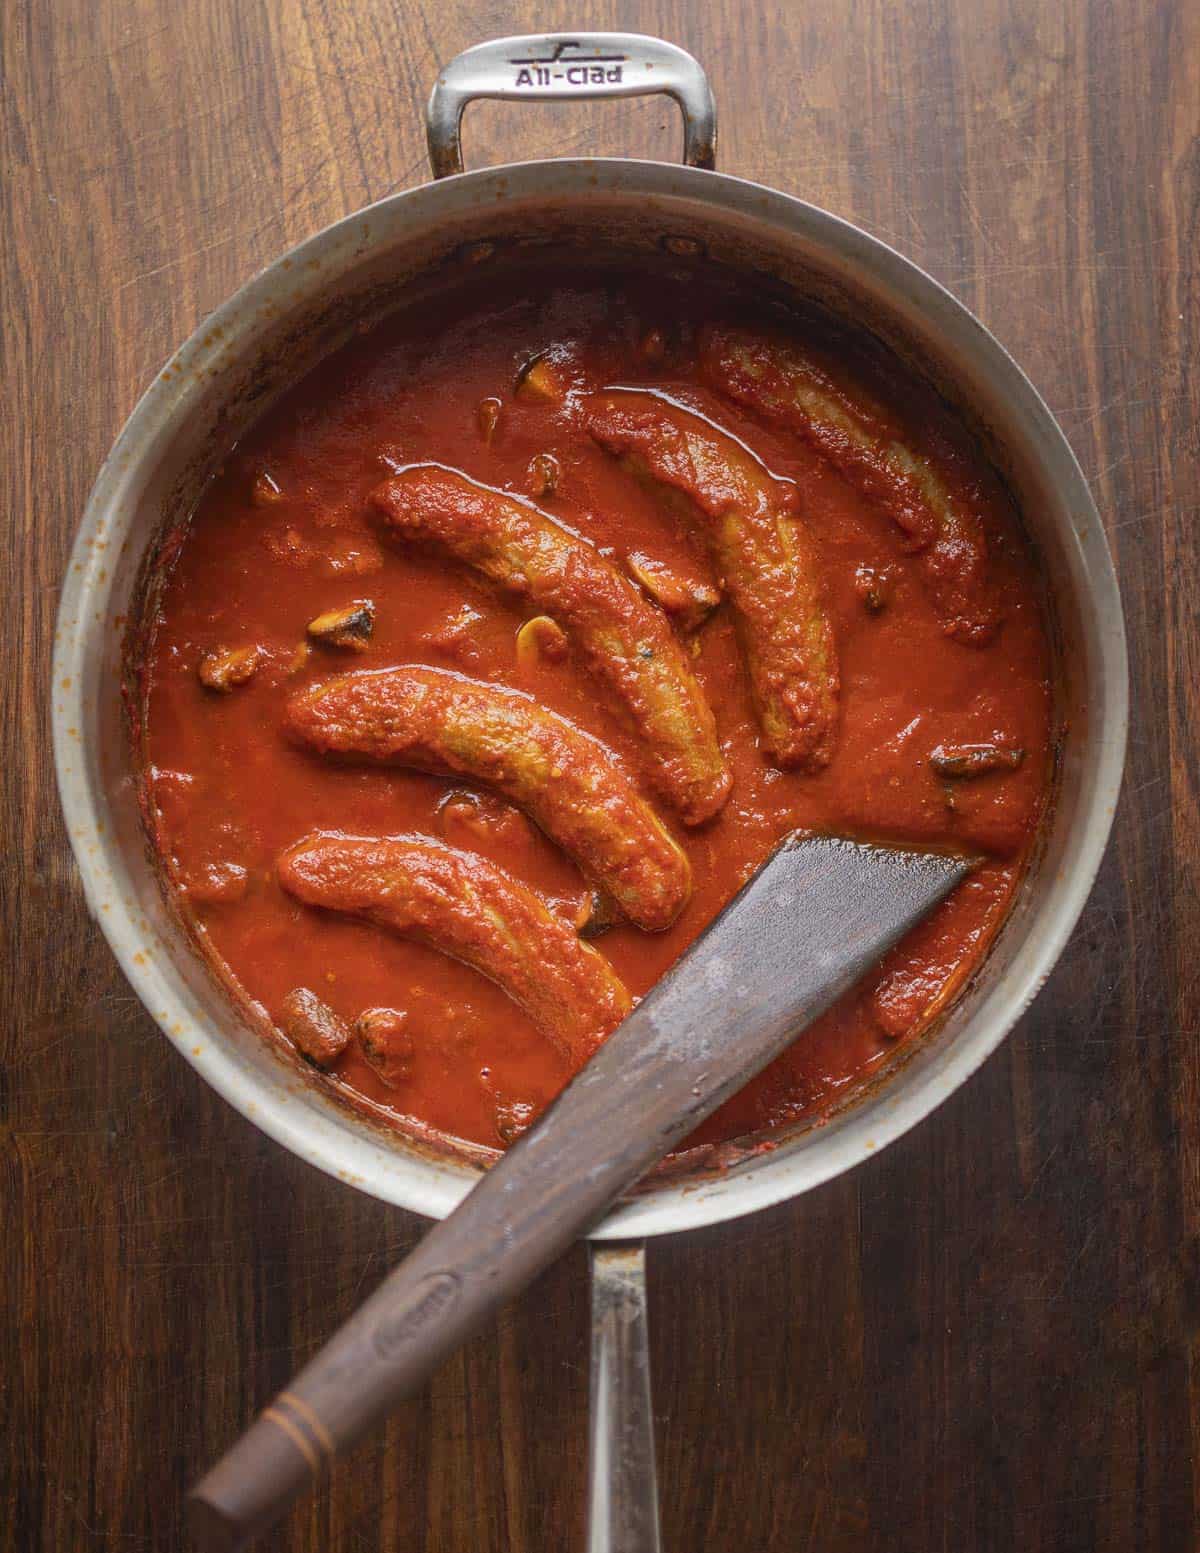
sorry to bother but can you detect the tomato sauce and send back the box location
[142,260,1054,1157]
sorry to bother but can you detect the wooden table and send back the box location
[4,2,1197,1548]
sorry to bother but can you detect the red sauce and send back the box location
[142,261,1054,1156]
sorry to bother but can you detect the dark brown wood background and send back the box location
[4,1,1198,1548]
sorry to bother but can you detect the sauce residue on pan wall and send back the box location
[142,259,1054,1156]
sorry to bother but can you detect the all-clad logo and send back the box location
[373,1272,462,1358]
[508,39,627,89]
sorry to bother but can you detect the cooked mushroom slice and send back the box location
[354,1006,414,1088]
[198,644,261,692]
[514,350,568,404]
[527,451,560,498]
[515,613,568,670]
[930,742,1025,778]
[279,987,351,1068]
[495,1097,536,1145]
[477,396,503,444]
[854,564,895,614]
[625,551,721,633]
[575,889,623,939]
[251,471,285,505]
[306,600,375,651]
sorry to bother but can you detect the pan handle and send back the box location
[586,1241,661,1553]
[426,33,717,178]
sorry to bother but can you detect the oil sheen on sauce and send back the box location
[142,261,1053,1158]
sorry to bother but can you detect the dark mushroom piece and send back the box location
[494,1097,536,1145]
[930,742,1025,778]
[854,564,895,614]
[279,987,351,1068]
[251,471,285,505]
[477,396,503,444]
[306,600,375,651]
[526,452,560,498]
[575,889,623,939]
[354,1007,414,1088]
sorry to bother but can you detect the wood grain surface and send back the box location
[3,2,1197,1549]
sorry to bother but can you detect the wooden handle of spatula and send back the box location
[187,836,969,1550]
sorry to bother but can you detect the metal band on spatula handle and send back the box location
[187,835,969,1550]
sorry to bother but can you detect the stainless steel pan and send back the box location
[52,34,1128,1549]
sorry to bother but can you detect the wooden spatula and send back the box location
[188,833,971,1550]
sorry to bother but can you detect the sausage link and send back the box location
[370,464,731,825]
[584,389,839,771]
[277,833,631,1065]
[699,324,999,644]
[286,667,692,932]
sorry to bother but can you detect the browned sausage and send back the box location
[276,833,632,1065]
[584,388,839,770]
[286,666,692,932]
[699,324,999,644]
[370,464,731,824]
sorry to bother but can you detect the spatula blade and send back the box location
[188,834,972,1551]
[538,832,973,1157]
